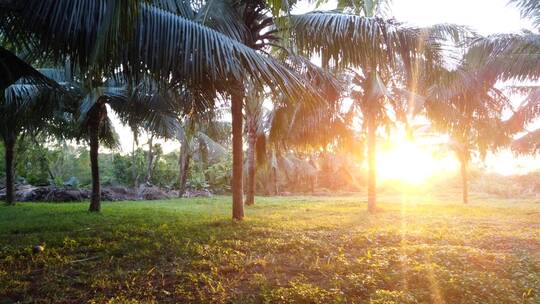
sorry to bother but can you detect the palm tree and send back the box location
[243,54,342,205]
[425,82,510,204]
[41,69,180,212]
[255,98,355,196]
[511,0,540,26]
[288,4,465,211]
[0,47,68,205]
[448,0,540,199]
[244,84,267,205]
[80,77,180,212]
[393,36,514,205]
[0,1,309,95]
[176,115,228,196]
[186,0,343,218]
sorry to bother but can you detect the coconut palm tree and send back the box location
[177,115,228,196]
[243,54,342,205]
[254,96,356,196]
[393,39,514,205]
[243,86,266,205]
[247,69,351,197]
[288,4,467,211]
[1,84,62,205]
[425,82,511,204]
[75,76,181,212]
[0,47,69,205]
[448,0,540,197]
[185,0,343,218]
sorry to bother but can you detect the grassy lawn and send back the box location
[1,193,539,303]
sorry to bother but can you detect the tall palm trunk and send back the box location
[273,166,278,195]
[131,138,138,187]
[4,137,16,205]
[459,155,468,204]
[178,141,190,197]
[145,135,154,184]
[367,110,377,213]
[231,86,244,220]
[245,124,256,206]
[199,142,209,181]
[88,101,106,212]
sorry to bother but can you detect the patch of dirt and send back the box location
[0,184,211,202]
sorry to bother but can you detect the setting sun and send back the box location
[376,137,459,185]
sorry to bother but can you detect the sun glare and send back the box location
[376,137,459,185]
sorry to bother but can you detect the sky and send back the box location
[391,0,532,35]
[295,0,532,34]
[114,0,539,176]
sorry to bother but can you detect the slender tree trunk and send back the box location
[131,138,138,187]
[231,87,244,220]
[245,126,256,206]
[178,142,190,197]
[4,138,16,205]
[31,137,55,182]
[88,124,101,212]
[367,110,377,213]
[273,166,278,195]
[199,141,209,181]
[460,157,468,204]
[88,101,106,212]
[145,135,154,184]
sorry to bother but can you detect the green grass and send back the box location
[1,193,539,303]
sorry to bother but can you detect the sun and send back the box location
[376,136,459,185]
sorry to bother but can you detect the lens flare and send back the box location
[376,138,458,185]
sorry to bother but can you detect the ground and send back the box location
[1,192,539,303]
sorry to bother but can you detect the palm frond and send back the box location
[99,116,120,149]
[288,11,449,71]
[512,128,540,155]
[509,0,540,28]
[194,0,250,42]
[504,87,540,132]
[0,46,62,90]
[196,131,227,158]
[149,0,196,18]
[2,0,315,101]
[465,32,540,81]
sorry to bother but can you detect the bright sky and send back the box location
[113,0,539,176]
[391,0,532,35]
[295,0,533,34]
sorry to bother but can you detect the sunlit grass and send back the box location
[1,194,539,303]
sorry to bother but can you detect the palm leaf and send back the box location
[0,46,62,90]
[504,86,540,132]
[510,0,540,28]
[512,128,540,155]
[1,0,315,101]
[288,11,449,70]
[465,32,540,81]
